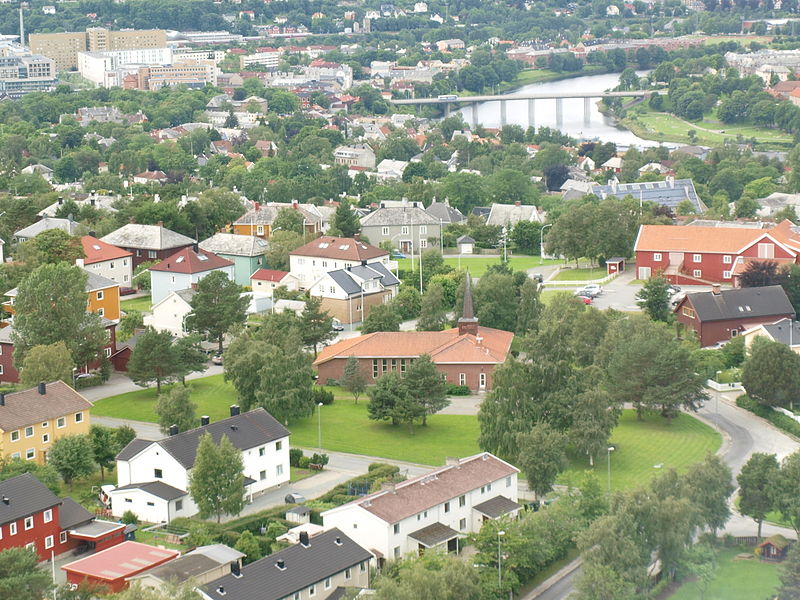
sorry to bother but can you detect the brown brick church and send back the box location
[313,278,514,391]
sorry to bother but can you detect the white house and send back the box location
[288,236,392,291]
[456,235,475,255]
[149,245,235,305]
[322,452,520,560]
[143,289,196,337]
[109,407,290,523]
[76,235,133,287]
[250,269,299,296]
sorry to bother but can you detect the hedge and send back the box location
[736,394,800,438]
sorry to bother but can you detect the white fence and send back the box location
[773,406,800,424]
[706,379,744,392]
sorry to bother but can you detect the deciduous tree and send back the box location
[738,452,779,539]
[172,334,208,385]
[742,338,800,408]
[516,423,568,499]
[48,434,95,487]
[772,450,800,534]
[89,425,117,481]
[19,341,73,387]
[189,432,244,522]
[417,282,449,331]
[155,385,197,435]
[233,530,263,564]
[779,541,800,600]
[569,389,620,466]
[635,275,673,323]
[516,278,543,336]
[362,303,401,333]
[373,552,482,600]
[341,355,367,404]
[404,354,449,425]
[186,271,248,354]
[126,327,176,393]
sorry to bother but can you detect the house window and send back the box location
[45,535,53,549]
[479,373,486,388]
[175,500,183,511]
[731,329,739,338]
[75,412,84,423]
[25,448,34,461]
[459,518,466,530]
[10,431,18,442]
[57,417,65,429]
[257,225,265,235]
[171,276,176,284]
[44,509,52,523]
[276,441,282,451]
[308,584,316,597]
[325,578,332,590]
[124,498,132,503]
[486,483,492,492]
[322,261,328,268]
[148,251,157,259]
[506,476,512,487]
[345,568,352,580]
[382,359,388,373]
[109,262,115,269]
[104,347,111,358]
[723,255,732,264]
[9,522,16,535]
[393,546,400,558]
[154,469,163,479]
[693,254,702,263]
[24,426,33,438]
[98,307,105,317]
[444,501,450,513]
[372,359,379,379]
[136,250,142,257]
[420,239,428,249]
[147,501,155,506]
[693,269,702,278]
[97,290,104,301]
[360,562,367,573]
[123,275,129,282]
[401,226,409,235]
[59,531,67,543]
[393,523,400,534]
[391,359,397,371]
[24,516,33,530]
[459,495,466,507]
[653,253,662,261]
[420,226,427,234]
[276,464,284,477]
[259,447,265,457]
[382,227,389,236]
[41,422,48,428]
[260,470,266,480]
[329,286,336,294]
[723,271,732,279]
[25,542,34,551]
[459,373,466,386]
[42,434,49,444]
[123,260,128,266]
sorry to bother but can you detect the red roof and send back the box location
[80,235,132,265]
[150,246,233,274]
[62,541,179,581]
[251,268,289,282]
[290,237,387,261]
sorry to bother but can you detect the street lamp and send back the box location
[607,446,615,496]
[540,223,553,265]
[317,402,324,450]
[497,530,505,588]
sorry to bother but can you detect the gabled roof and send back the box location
[290,236,387,261]
[251,269,290,282]
[113,481,186,501]
[0,473,61,526]
[59,497,94,530]
[597,178,705,212]
[761,318,800,346]
[201,529,371,600]
[473,495,521,518]
[85,270,119,292]
[682,285,795,323]
[199,233,267,257]
[634,224,794,255]
[233,202,322,226]
[80,235,132,265]
[486,203,544,227]
[100,224,195,251]
[150,247,233,275]
[118,409,290,470]
[0,381,92,431]
[323,453,518,524]
[360,205,439,227]
[323,263,400,297]
[426,201,465,224]
[14,217,81,240]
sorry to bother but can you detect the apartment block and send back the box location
[29,28,166,71]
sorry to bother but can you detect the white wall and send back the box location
[117,443,189,490]
[78,258,133,286]
[150,265,235,304]
[240,436,291,495]
[144,294,192,337]
[289,254,388,289]
[108,487,190,524]
[323,506,392,559]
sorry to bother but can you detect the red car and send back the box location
[576,295,593,305]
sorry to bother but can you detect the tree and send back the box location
[0,457,60,494]
[126,327,176,393]
[516,278,543,336]
[778,542,800,600]
[272,208,305,235]
[772,450,800,534]
[189,432,245,522]
[516,423,568,499]
[686,543,717,600]
[89,425,117,481]
[575,562,637,600]
[172,334,208,384]
[368,371,409,425]
[635,275,673,323]
[570,389,620,466]
[117,310,144,342]
[0,547,52,600]
[16,229,84,267]
[417,282,449,331]
[362,303,401,333]
[155,386,197,435]
[48,434,95,488]
[740,260,784,288]
[19,341,73,387]
[109,581,202,600]
[333,202,361,237]
[265,231,305,271]
[234,530,263,564]
[474,271,520,331]
[300,296,335,357]
[372,552,483,600]
[115,425,137,453]
[186,271,248,354]
[404,354,449,425]
[341,355,367,404]
[683,454,733,534]
[738,452,780,539]
[742,338,800,407]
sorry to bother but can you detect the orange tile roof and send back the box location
[80,235,132,265]
[251,268,289,282]
[290,237,387,262]
[634,224,790,254]
[767,219,800,252]
[150,247,233,275]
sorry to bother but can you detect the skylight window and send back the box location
[92,245,101,251]
[198,254,209,261]
[339,244,350,250]
[176,256,185,263]
[319,243,329,248]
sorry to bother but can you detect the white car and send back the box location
[577,284,603,297]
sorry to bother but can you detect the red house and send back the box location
[675,284,796,347]
[0,473,124,561]
[634,223,799,285]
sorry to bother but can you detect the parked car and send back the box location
[670,291,686,307]
[667,284,682,296]
[120,287,137,296]
[576,295,593,305]
[576,284,603,297]
[211,353,223,365]
[332,322,345,332]
[285,492,306,504]
[532,273,544,283]
[390,250,407,259]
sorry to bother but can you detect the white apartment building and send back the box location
[288,236,392,290]
[322,452,520,560]
[77,46,172,86]
[240,50,280,69]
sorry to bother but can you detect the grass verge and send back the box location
[121,294,152,313]
[551,267,607,281]
[396,255,561,277]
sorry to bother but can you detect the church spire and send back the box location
[458,273,479,336]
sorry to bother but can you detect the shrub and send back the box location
[446,383,471,396]
[298,455,311,469]
[121,510,139,525]
[220,530,241,547]
[289,448,304,468]
[736,394,800,437]
[310,453,329,467]
[313,387,334,406]
[74,374,103,389]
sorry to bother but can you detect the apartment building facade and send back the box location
[29,28,166,71]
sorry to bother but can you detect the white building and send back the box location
[149,245,235,305]
[322,452,520,560]
[110,407,290,523]
[77,46,172,87]
[288,236,392,291]
[76,235,133,287]
[143,288,195,337]
[240,50,280,69]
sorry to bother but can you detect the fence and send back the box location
[773,406,800,424]
[706,379,744,392]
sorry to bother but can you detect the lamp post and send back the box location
[317,402,324,451]
[497,530,505,588]
[607,446,615,496]
[540,223,553,265]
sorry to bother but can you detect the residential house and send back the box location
[742,317,800,354]
[63,541,180,593]
[576,156,595,172]
[109,407,290,523]
[359,201,441,253]
[322,452,520,561]
[601,156,624,172]
[198,233,268,286]
[457,235,475,254]
[149,245,235,305]
[334,144,376,169]
[633,222,797,284]
[675,284,795,347]
[143,289,196,337]
[758,535,791,562]
[375,158,409,181]
[130,544,244,590]
[232,201,324,239]
[426,200,464,225]
[0,381,92,464]
[310,262,400,325]
[314,278,513,390]
[289,236,392,291]
[485,202,545,229]
[76,235,133,287]
[21,163,54,182]
[755,192,800,219]
[200,529,372,600]
[100,223,195,268]
[13,217,81,243]
[254,139,278,157]
[0,473,125,561]
[38,192,119,218]
[250,269,298,296]
[595,177,706,213]
[133,170,169,185]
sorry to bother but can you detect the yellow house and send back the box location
[0,381,92,464]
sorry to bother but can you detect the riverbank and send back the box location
[494,65,609,95]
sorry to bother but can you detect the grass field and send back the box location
[396,255,561,277]
[667,548,779,600]
[121,294,152,313]
[551,267,607,281]
[562,410,721,492]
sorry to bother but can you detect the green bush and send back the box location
[313,387,334,406]
[446,383,471,396]
[736,394,800,437]
[74,374,103,389]
[298,456,311,469]
[121,510,139,525]
[220,530,241,547]
[310,453,329,467]
[289,448,304,468]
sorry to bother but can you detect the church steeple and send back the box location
[458,273,479,336]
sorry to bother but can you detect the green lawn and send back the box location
[552,267,607,281]
[667,548,780,600]
[121,294,152,313]
[396,255,561,277]
[561,410,721,492]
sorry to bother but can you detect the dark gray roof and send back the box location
[762,318,800,346]
[327,263,400,298]
[328,269,362,295]
[426,201,464,224]
[472,207,491,219]
[59,497,93,530]
[157,408,290,470]
[0,473,61,526]
[114,481,187,501]
[202,528,372,600]
[136,553,219,583]
[287,506,311,515]
[593,178,706,213]
[327,588,348,600]
[116,438,152,461]
[473,495,521,518]
[457,235,475,244]
[408,522,461,548]
[685,285,795,323]
[360,206,439,227]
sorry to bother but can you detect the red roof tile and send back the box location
[251,268,289,282]
[150,247,233,275]
[290,237,388,262]
[80,235,132,265]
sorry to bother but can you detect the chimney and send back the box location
[712,284,721,296]
[299,531,310,547]
[0,393,5,407]
[254,201,260,211]
[335,536,342,546]
[291,199,299,209]
[88,231,96,238]
[217,586,225,595]
[37,382,46,395]
[192,243,199,253]
[276,559,286,570]
[230,404,241,417]
[57,196,63,205]
[91,190,96,196]
[201,415,210,426]
[90,197,96,207]
[1,496,8,505]
[445,456,460,466]
[231,562,241,577]
[514,200,521,206]
[169,424,179,436]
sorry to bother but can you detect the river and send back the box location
[456,71,658,148]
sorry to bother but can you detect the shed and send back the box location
[606,257,625,275]
[457,235,475,255]
[286,505,311,524]
[758,534,791,561]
